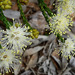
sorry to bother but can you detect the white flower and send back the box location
[49,14,73,35]
[59,38,75,58]
[0,21,32,52]
[58,0,75,15]
[0,49,21,74]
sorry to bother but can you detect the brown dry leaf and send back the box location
[25,2,40,18]
[24,46,44,57]
[44,0,54,10]
[29,11,49,33]
[11,0,18,10]
[29,0,38,3]
[14,63,23,75]
[69,56,75,69]
[71,26,75,34]
[50,0,55,5]
[48,5,54,9]
[31,34,55,47]
[51,50,61,70]
[27,2,40,11]
[3,10,20,19]
[5,72,14,75]
[25,53,38,70]
[11,3,18,10]
[70,13,75,21]
[44,0,50,5]
[66,30,75,38]
[51,50,59,58]
[24,2,40,19]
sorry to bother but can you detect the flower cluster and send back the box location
[0,21,32,53]
[57,0,75,15]
[0,49,21,74]
[0,0,12,9]
[49,0,75,59]
[0,20,32,74]
[49,0,75,36]
[59,38,75,59]
[49,14,73,35]
[29,29,39,39]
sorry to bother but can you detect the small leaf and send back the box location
[0,44,2,49]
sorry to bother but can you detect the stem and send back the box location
[17,0,32,29]
[0,7,12,29]
[40,0,53,17]
[38,0,50,24]
[44,6,53,17]
[57,33,65,43]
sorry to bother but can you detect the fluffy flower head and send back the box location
[0,21,32,52]
[0,49,20,74]
[49,14,73,35]
[57,0,75,15]
[59,38,75,58]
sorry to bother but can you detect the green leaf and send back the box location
[57,33,65,43]
[17,0,32,30]
[0,44,2,49]
[0,7,12,29]
[38,0,50,24]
